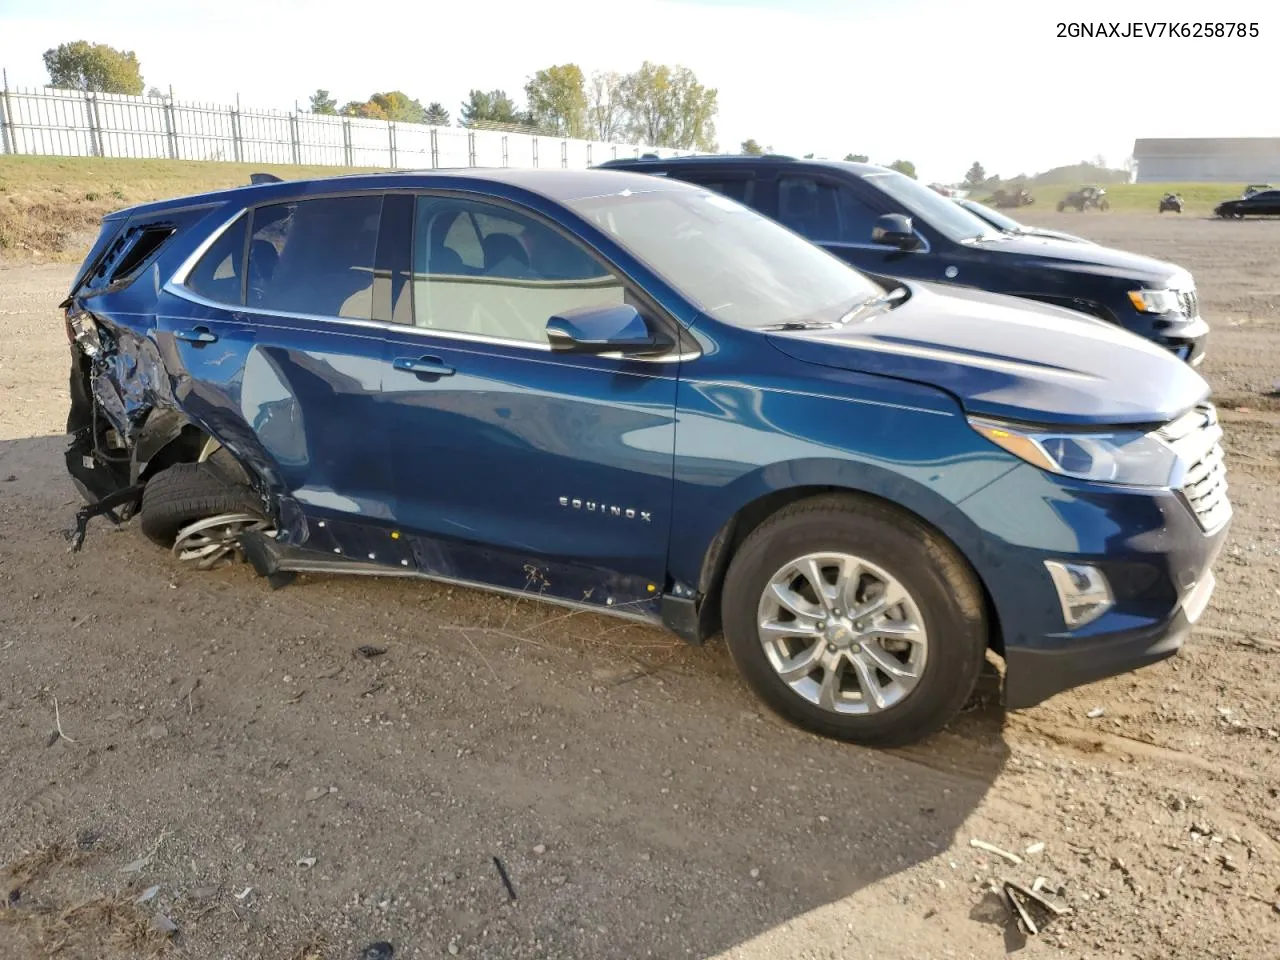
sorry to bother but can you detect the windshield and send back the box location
[958,199,1022,233]
[864,171,1003,243]
[566,185,883,329]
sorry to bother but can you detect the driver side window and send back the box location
[778,176,880,245]
[410,196,627,344]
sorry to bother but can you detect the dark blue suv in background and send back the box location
[63,168,1229,747]
[599,155,1210,366]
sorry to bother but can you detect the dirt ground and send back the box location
[1,211,1277,960]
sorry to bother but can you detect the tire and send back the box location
[139,460,263,547]
[1056,201,1065,212]
[719,494,988,747]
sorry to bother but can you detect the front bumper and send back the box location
[1003,569,1216,709]
[953,459,1231,711]
[1151,314,1208,367]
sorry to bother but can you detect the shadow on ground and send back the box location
[0,434,1009,959]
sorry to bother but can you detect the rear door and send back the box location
[162,191,396,525]
[376,192,681,606]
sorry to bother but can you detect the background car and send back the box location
[63,168,1229,748]
[1215,190,1280,218]
[1159,193,1183,214]
[955,197,1092,243]
[597,155,1208,365]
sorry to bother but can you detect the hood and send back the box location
[766,281,1209,427]
[1019,225,1092,244]
[978,234,1188,286]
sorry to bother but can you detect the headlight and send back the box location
[969,418,1178,487]
[1127,287,1180,314]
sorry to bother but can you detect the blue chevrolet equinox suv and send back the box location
[598,155,1210,366]
[62,168,1230,747]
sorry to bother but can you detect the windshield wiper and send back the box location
[837,287,907,324]
[760,320,837,331]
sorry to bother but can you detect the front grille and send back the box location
[1178,289,1199,318]
[1160,403,1230,531]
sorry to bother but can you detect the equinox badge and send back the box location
[559,497,651,523]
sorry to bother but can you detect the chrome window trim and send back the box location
[168,208,248,292]
[823,237,933,255]
[164,205,696,365]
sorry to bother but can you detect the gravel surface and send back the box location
[1,212,1277,959]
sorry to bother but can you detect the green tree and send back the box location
[459,89,523,127]
[146,86,165,100]
[619,62,717,150]
[525,64,588,138]
[844,153,869,162]
[424,101,450,126]
[370,91,427,123]
[340,99,387,120]
[587,70,625,142]
[963,161,986,188]
[340,91,426,123]
[889,159,917,179]
[740,138,767,155]
[43,41,144,95]
[309,89,338,115]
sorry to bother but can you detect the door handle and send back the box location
[174,326,218,344]
[393,355,454,377]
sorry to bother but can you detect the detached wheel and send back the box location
[139,460,271,568]
[720,495,987,747]
[1056,201,1066,212]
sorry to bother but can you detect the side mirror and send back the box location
[546,303,670,356]
[871,213,921,251]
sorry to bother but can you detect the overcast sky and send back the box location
[1,0,1274,182]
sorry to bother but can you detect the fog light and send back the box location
[1045,561,1114,628]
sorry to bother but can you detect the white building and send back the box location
[1132,138,1280,183]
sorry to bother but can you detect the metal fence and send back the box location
[0,84,690,170]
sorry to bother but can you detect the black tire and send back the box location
[719,494,988,747]
[139,460,262,547]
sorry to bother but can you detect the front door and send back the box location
[773,172,939,282]
[378,193,680,610]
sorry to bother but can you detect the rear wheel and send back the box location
[719,495,988,747]
[139,460,271,567]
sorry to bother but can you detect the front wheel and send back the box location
[719,495,988,747]
[1056,201,1066,212]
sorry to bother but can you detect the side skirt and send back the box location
[238,530,664,629]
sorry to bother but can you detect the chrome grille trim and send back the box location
[1162,402,1230,531]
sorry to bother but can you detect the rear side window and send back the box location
[246,195,384,320]
[186,215,248,305]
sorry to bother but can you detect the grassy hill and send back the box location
[1,155,1267,261]
[0,156,374,260]
[978,182,1253,215]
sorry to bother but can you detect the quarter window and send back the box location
[411,197,626,344]
[186,215,247,305]
[778,176,881,244]
[246,195,383,320]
